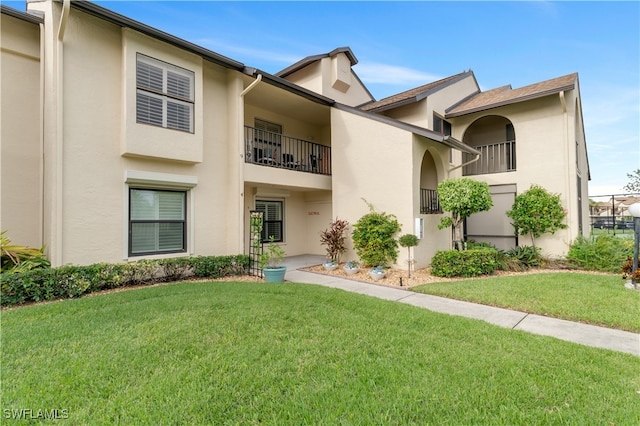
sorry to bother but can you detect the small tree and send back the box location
[398,233,419,278]
[437,178,493,250]
[506,185,567,247]
[352,200,401,267]
[320,218,349,263]
[623,169,640,192]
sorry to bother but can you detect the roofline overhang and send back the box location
[1,4,44,24]
[68,0,245,71]
[334,104,481,155]
[244,68,335,106]
[276,46,357,78]
[362,70,477,113]
[445,82,576,118]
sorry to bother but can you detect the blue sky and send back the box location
[8,1,639,196]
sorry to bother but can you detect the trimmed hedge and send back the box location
[0,255,249,307]
[431,248,498,278]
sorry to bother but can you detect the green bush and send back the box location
[505,246,542,268]
[352,205,401,267]
[431,248,498,278]
[567,235,633,273]
[1,255,249,307]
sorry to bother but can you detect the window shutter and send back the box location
[167,71,192,99]
[137,60,163,92]
[167,101,193,132]
[136,93,163,126]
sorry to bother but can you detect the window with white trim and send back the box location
[136,54,194,133]
[129,188,187,256]
[256,200,283,242]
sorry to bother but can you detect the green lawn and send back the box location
[590,227,635,239]
[413,272,640,333]
[2,282,639,424]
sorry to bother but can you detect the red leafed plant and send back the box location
[320,218,349,264]
[621,257,640,282]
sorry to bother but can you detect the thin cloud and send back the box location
[355,62,441,86]
[195,38,302,70]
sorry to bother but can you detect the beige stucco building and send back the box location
[1,1,590,269]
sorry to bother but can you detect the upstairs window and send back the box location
[433,114,452,136]
[136,54,194,133]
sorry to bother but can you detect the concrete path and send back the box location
[283,255,640,357]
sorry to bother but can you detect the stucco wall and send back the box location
[43,7,244,265]
[451,93,584,256]
[331,108,444,268]
[1,12,42,248]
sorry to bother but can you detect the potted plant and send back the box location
[369,265,386,281]
[323,259,338,271]
[344,260,359,275]
[258,236,286,282]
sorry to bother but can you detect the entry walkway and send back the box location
[283,255,640,357]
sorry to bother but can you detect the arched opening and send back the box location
[419,150,441,214]
[462,115,515,176]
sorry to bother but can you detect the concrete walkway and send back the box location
[283,255,640,357]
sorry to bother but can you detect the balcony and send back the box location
[463,140,516,176]
[420,188,441,214]
[244,126,331,176]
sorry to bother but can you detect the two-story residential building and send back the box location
[357,70,590,254]
[1,1,589,270]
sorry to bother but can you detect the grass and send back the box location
[591,227,635,239]
[2,281,640,424]
[413,272,640,333]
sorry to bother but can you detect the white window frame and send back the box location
[136,53,195,133]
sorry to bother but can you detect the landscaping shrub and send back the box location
[566,235,633,273]
[1,255,249,307]
[505,246,542,268]
[506,185,567,247]
[352,202,401,267]
[320,218,349,263]
[431,248,498,277]
[1,231,50,273]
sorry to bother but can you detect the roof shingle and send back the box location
[446,73,577,118]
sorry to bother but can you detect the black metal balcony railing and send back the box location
[463,140,516,176]
[420,188,441,214]
[244,126,331,176]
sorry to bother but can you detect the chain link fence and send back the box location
[589,193,640,237]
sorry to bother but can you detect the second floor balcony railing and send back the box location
[463,140,516,176]
[244,126,331,176]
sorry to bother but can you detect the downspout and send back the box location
[39,21,46,251]
[448,153,480,172]
[241,73,262,97]
[52,0,70,265]
[560,90,573,241]
[239,73,262,251]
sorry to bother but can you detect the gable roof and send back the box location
[275,47,358,78]
[359,71,477,112]
[334,103,481,155]
[446,73,578,118]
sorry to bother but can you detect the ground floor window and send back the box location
[129,188,186,255]
[256,200,283,242]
